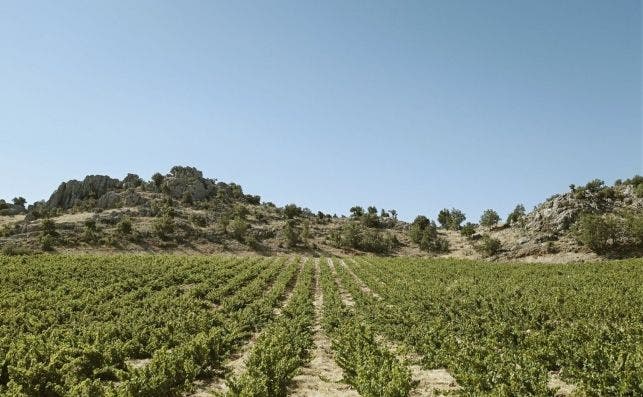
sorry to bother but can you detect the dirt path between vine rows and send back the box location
[288,258,359,397]
[188,257,306,397]
[338,258,460,397]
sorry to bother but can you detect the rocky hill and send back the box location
[1,167,641,261]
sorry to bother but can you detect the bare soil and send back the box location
[288,258,359,396]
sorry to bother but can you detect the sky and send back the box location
[1,1,641,222]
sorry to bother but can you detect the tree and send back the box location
[350,206,364,218]
[367,206,378,215]
[506,204,526,226]
[409,215,448,253]
[477,235,502,257]
[151,173,164,188]
[12,197,26,207]
[460,222,476,238]
[389,209,398,220]
[437,208,466,230]
[480,209,500,227]
[437,209,451,228]
[282,219,301,247]
[283,204,302,219]
[229,217,249,241]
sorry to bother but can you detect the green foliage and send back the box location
[409,216,449,253]
[437,208,466,230]
[181,191,193,205]
[460,222,477,238]
[117,217,133,235]
[228,217,249,241]
[283,204,303,219]
[573,211,643,255]
[479,209,500,227]
[506,204,526,226]
[350,206,364,218]
[476,234,501,256]
[151,172,164,188]
[329,222,398,253]
[346,257,643,395]
[153,215,175,239]
[320,259,413,397]
[12,197,26,207]
[188,213,206,227]
[282,219,301,248]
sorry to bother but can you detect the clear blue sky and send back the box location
[1,1,641,221]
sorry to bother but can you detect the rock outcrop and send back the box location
[160,166,217,202]
[47,176,121,209]
[523,183,642,234]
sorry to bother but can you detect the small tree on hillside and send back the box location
[506,204,526,226]
[283,219,301,247]
[12,197,26,208]
[480,209,500,227]
[350,206,364,218]
[437,208,466,230]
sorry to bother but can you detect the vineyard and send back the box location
[0,255,641,396]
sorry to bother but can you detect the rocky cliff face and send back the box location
[160,166,217,202]
[47,176,122,209]
[523,183,642,235]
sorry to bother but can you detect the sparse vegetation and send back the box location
[573,211,642,255]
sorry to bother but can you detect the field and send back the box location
[0,255,641,396]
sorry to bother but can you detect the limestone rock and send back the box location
[47,175,121,209]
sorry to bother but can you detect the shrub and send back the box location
[409,216,448,253]
[349,206,364,218]
[12,197,26,208]
[477,235,501,257]
[573,211,642,254]
[329,222,398,253]
[41,218,57,237]
[153,215,175,239]
[283,204,302,219]
[181,192,193,205]
[460,222,477,238]
[151,173,164,188]
[117,217,133,235]
[228,217,249,241]
[282,219,301,247]
[506,204,526,226]
[437,208,465,230]
[479,209,500,227]
[189,213,207,227]
[40,234,56,251]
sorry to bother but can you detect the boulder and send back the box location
[47,175,121,209]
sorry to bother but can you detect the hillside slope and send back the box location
[1,167,641,261]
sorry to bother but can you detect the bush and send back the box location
[573,211,642,255]
[479,209,500,227]
[283,204,302,219]
[188,213,207,227]
[477,235,501,257]
[506,204,526,226]
[460,222,477,238]
[329,222,398,254]
[409,215,448,253]
[228,217,249,241]
[117,217,133,235]
[153,215,175,239]
[282,219,301,248]
[437,208,465,230]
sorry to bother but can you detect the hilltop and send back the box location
[1,166,641,261]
